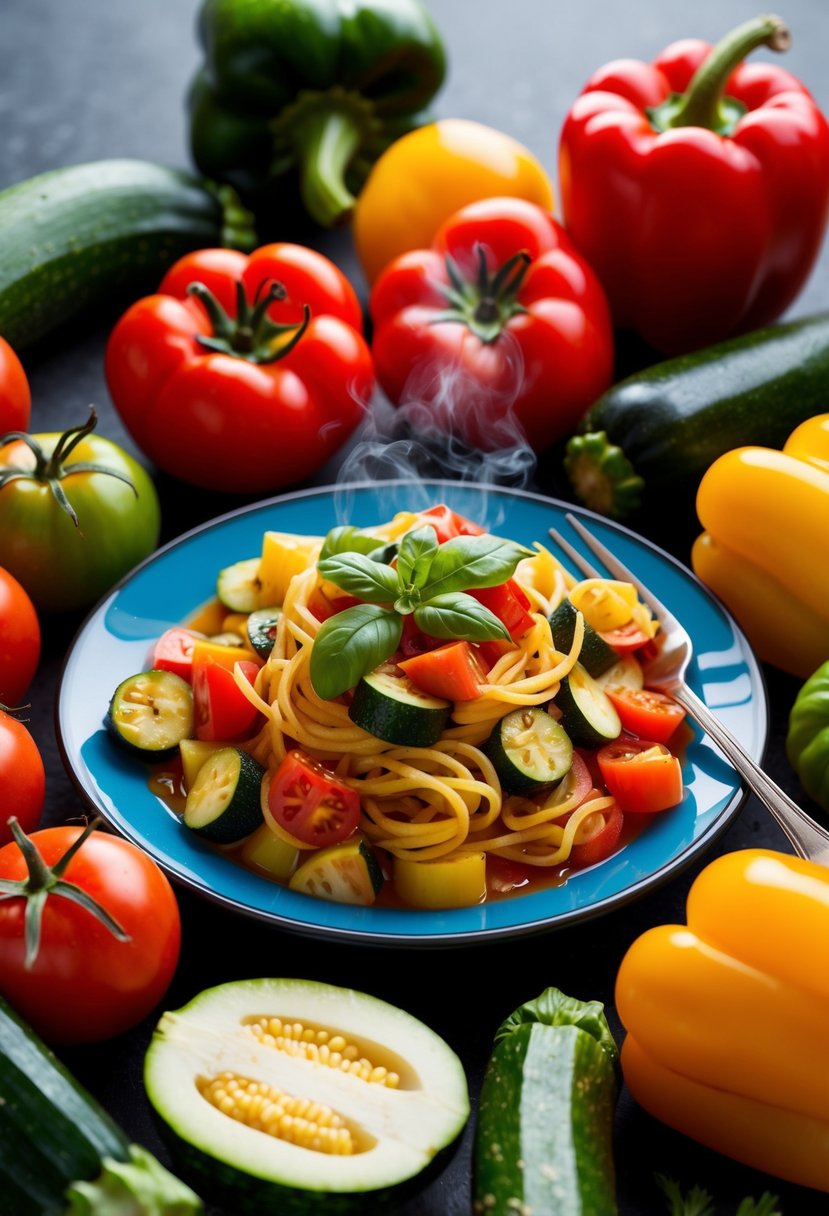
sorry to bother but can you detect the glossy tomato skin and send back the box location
[370,197,614,453]
[0,711,45,845]
[0,567,40,704]
[0,338,31,433]
[106,244,374,494]
[0,432,160,613]
[268,750,361,848]
[0,827,181,1044]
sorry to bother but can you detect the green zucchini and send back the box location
[564,312,829,522]
[485,707,573,796]
[473,987,619,1216]
[183,745,265,843]
[289,838,385,905]
[548,598,618,677]
[0,994,202,1216]
[247,606,283,658]
[349,669,450,746]
[555,664,622,749]
[107,668,194,757]
[0,159,255,350]
[216,557,263,613]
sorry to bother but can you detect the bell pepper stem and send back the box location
[290,103,363,228]
[659,14,791,133]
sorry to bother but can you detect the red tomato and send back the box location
[399,615,444,659]
[0,568,40,705]
[193,658,261,741]
[0,710,45,844]
[597,738,684,814]
[151,626,201,681]
[604,685,686,743]
[468,580,534,639]
[399,640,486,701]
[567,799,624,868]
[0,822,180,1043]
[599,621,653,654]
[417,505,486,542]
[486,855,534,895]
[370,197,614,453]
[0,337,31,433]
[105,244,374,493]
[267,750,361,848]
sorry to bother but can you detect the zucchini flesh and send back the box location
[0,159,255,350]
[485,707,573,796]
[183,746,265,843]
[289,839,384,905]
[107,668,194,756]
[473,1022,618,1216]
[555,664,622,749]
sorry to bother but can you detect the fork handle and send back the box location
[672,683,829,866]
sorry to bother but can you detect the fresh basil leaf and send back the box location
[310,604,403,699]
[419,535,533,599]
[317,552,400,603]
[320,525,387,561]
[414,593,510,641]
[397,525,438,590]
[367,541,399,565]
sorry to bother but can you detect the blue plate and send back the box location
[56,481,766,946]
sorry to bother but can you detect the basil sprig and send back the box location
[310,525,532,699]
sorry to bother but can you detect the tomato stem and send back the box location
[431,245,531,344]
[189,278,311,363]
[0,816,130,970]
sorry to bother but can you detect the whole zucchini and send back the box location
[564,313,829,522]
[473,987,620,1216]
[0,994,202,1215]
[0,159,255,350]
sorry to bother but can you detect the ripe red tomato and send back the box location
[399,641,485,701]
[0,823,181,1043]
[604,685,686,743]
[567,799,624,868]
[0,710,45,844]
[0,337,31,433]
[370,197,614,453]
[267,750,361,848]
[106,243,374,494]
[597,738,683,814]
[0,568,40,706]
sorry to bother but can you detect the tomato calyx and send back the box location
[0,408,137,527]
[189,276,312,364]
[432,244,531,344]
[0,817,129,968]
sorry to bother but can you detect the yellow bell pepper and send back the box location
[616,848,829,1192]
[692,420,829,677]
[352,118,555,284]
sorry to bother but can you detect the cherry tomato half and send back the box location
[193,657,261,742]
[399,641,485,701]
[604,685,686,744]
[0,710,45,845]
[597,738,683,814]
[267,750,361,849]
[567,799,624,868]
[0,567,40,705]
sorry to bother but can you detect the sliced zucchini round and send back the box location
[217,557,263,613]
[548,598,618,677]
[555,663,622,749]
[145,977,469,1215]
[485,707,573,796]
[594,654,645,692]
[183,746,265,843]
[289,838,384,905]
[349,670,450,747]
[107,669,194,757]
[247,606,282,659]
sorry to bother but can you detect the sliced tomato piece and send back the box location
[418,504,486,542]
[468,580,534,639]
[307,593,362,622]
[193,657,261,742]
[604,685,686,743]
[597,738,683,814]
[599,620,652,654]
[486,855,534,895]
[567,799,624,868]
[152,627,201,681]
[398,640,485,701]
[267,750,361,848]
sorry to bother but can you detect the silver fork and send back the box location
[550,513,829,865]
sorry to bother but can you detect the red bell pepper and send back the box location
[370,196,614,453]
[105,244,374,493]
[559,14,829,355]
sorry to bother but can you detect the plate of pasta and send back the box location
[57,480,766,945]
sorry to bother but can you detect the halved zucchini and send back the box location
[289,838,384,905]
[555,664,622,749]
[107,669,194,757]
[183,746,265,843]
[593,654,645,692]
[247,606,282,659]
[144,978,469,1216]
[217,557,263,613]
[548,599,618,677]
[485,707,573,796]
[349,670,450,747]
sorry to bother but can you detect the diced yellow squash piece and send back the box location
[394,852,486,909]
[258,531,324,606]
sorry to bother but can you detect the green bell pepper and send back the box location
[189,0,447,229]
[786,659,829,812]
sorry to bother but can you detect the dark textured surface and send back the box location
[2,2,829,1212]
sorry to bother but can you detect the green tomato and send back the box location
[786,659,829,813]
[0,411,161,612]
